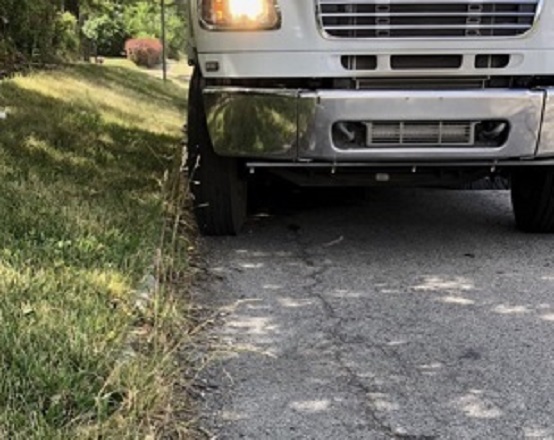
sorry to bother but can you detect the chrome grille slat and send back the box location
[317,0,540,39]
[320,0,538,4]
[320,12,536,17]
[324,24,531,29]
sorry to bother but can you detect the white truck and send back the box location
[185,0,554,235]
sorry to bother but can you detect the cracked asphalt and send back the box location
[196,187,554,440]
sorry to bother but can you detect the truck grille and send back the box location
[317,0,540,39]
[368,121,474,145]
[332,120,511,149]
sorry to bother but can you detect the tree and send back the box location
[0,0,75,67]
[0,0,187,70]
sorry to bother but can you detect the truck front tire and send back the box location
[511,168,554,233]
[187,69,247,236]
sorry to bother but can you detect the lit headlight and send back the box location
[200,0,281,30]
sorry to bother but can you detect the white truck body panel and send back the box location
[191,0,554,78]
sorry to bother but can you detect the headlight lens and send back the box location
[200,0,281,30]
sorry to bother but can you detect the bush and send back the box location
[125,38,163,68]
[82,11,128,58]
[123,1,186,61]
[53,12,80,59]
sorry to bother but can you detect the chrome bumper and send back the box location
[203,87,554,162]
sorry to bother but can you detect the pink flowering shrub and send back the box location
[124,38,163,68]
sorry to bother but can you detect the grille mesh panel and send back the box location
[367,121,474,146]
[317,0,540,38]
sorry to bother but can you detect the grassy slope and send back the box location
[0,64,189,439]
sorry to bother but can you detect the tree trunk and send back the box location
[64,0,80,17]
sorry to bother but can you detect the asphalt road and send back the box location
[197,187,554,440]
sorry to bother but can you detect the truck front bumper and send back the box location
[203,87,554,163]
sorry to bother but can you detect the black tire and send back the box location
[511,167,554,233]
[186,68,247,236]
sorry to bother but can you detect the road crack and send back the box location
[290,232,441,439]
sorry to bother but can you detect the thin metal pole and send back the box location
[161,0,167,81]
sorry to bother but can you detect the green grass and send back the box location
[0,64,190,439]
[102,58,193,87]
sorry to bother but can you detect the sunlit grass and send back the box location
[0,63,190,439]
[103,57,192,89]
[12,69,184,133]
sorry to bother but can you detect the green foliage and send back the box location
[82,6,127,57]
[54,12,80,59]
[0,0,61,64]
[80,0,188,60]
[123,1,186,60]
[0,0,188,69]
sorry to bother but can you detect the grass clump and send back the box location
[0,63,190,439]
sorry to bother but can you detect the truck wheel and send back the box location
[511,168,554,233]
[186,69,247,236]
